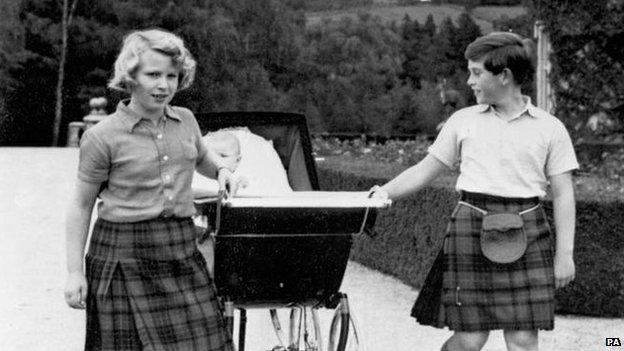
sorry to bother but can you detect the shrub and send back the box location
[318,164,624,317]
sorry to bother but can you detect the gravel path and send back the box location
[0,148,621,351]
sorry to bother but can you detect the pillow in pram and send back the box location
[192,127,292,198]
[233,128,293,196]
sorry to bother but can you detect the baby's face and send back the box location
[212,142,241,172]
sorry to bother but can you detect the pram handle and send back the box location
[214,189,226,237]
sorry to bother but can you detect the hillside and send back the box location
[306,3,527,33]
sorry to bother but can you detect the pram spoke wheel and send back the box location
[269,306,324,351]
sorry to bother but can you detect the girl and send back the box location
[64,29,239,350]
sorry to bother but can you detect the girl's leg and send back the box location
[443,331,489,351]
[503,330,538,351]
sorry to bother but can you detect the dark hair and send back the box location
[464,31,535,85]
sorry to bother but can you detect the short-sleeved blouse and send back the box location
[78,101,209,222]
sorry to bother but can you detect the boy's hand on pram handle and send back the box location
[364,185,388,239]
[217,167,247,197]
[368,185,389,200]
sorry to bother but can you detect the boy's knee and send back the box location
[447,331,489,351]
[504,330,538,350]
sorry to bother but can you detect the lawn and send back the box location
[316,154,457,187]
[306,4,527,33]
[316,154,624,202]
[470,5,527,22]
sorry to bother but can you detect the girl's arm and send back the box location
[195,147,245,195]
[549,171,576,288]
[195,146,227,179]
[64,179,101,309]
[380,154,449,200]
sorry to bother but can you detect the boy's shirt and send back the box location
[428,97,578,198]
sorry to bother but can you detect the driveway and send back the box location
[0,148,621,350]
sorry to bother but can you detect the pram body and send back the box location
[193,112,386,350]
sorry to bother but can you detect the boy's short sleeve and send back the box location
[546,121,579,176]
[427,116,460,169]
[78,129,110,183]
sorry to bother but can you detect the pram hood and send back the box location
[195,111,318,192]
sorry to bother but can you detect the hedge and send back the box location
[318,167,624,317]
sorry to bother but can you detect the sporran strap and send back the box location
[458,201,540,216]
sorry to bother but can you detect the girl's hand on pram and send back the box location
[64,271,87,309]
[217,167,247,196]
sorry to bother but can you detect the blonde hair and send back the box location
[108,28,196,92]
[205,131,241,155]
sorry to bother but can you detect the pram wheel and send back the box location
[265,294,361,351]
[269,306,323,351]
[327,294,361,351]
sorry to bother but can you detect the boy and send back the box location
[371,32,577,351]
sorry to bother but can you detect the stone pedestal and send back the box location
[67,121,85,147]
[66,97,108,146]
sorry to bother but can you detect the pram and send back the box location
[193,112,390,351]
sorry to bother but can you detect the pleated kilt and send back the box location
[85,217,234,351]
[412,192,555,331]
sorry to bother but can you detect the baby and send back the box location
[205,131,242,173]
[193,129,292,198]
[192,131,242,198]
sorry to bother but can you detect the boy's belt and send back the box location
[460,190,539,206]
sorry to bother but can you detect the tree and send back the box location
[399,15,425,87]
[423,13,437,37]
[455,12,482,55]
[0,0,28,145]
[301,14,406,134]
[437,16,459,75]
[51,0,78,146]
[529,0,624,128]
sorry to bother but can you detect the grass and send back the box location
[306,4,528,33]
[316,154,458,187]
[470,5,527,23]
[317,154,624,202]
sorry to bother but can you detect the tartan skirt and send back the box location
[84,217,234,351]
[411,192,555,331]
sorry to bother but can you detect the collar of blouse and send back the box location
[116,100,182,132]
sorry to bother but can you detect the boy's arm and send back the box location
[549,171,576,288]
[380,154,449,201]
